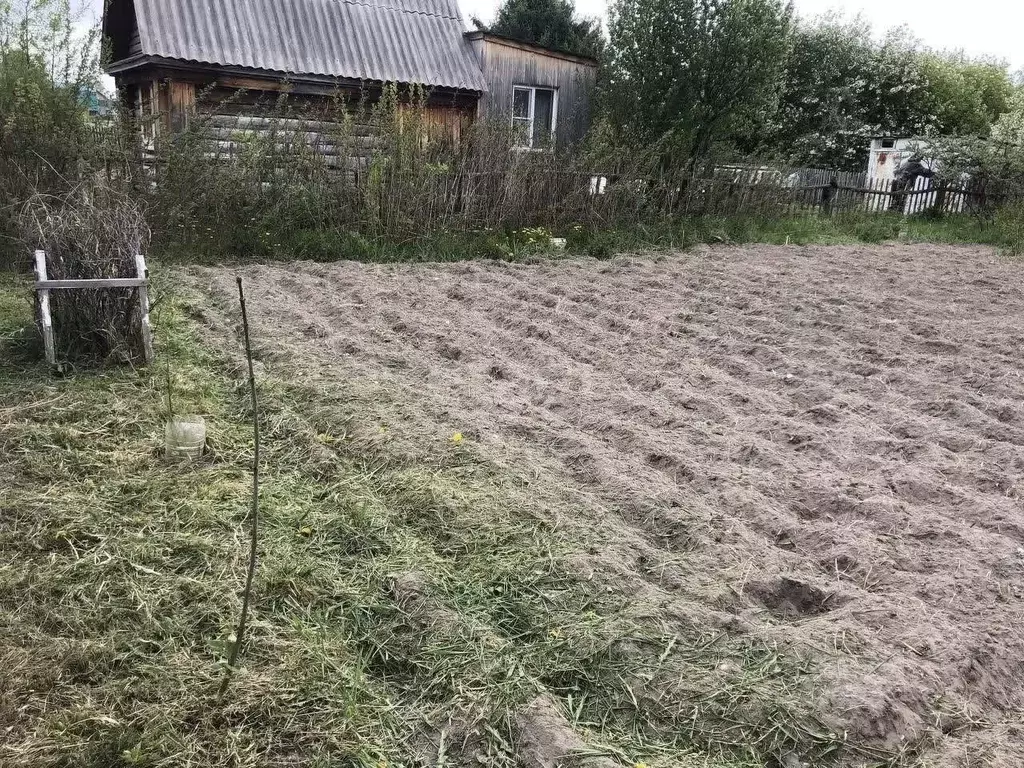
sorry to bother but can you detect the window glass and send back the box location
[512,88,531,119]
[533,88,554,143]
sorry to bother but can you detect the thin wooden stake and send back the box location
[165,359,175,421]
[219,277,261,698]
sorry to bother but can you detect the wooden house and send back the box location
[102,0,598,161]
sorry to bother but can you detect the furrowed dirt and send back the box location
[195,243,1024,766]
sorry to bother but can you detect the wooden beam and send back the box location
[34,250,56,366]
[37,278,147,289]
[135,253,155,364]
[168,80,196,132]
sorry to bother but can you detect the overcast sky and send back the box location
[462,0,1022,70]
[84,0,1021,71]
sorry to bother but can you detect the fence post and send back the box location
[822,177,838,215]
[932,181,947,217]
[135,253,155,364]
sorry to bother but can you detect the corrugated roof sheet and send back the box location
[124,0,487,91]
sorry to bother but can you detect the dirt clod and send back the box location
[517,695,618,768]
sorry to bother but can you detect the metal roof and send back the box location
[116,0,487,91]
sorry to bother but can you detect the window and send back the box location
[880,138,896,149]
[511,85,557,148]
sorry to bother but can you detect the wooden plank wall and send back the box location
[468,37,597,147]
[140,82,474,179]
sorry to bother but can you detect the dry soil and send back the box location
[196,243,1024,765]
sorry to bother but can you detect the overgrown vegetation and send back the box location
[0,0,99,265]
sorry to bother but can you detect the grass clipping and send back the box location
[20,185,151,363]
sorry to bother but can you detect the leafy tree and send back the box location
[855,27,931,139]
[1,0,99,264]
[752,16,1016,171]
[993,86,1024,146]
[475,0,605,59]
[754,14,875,169]
[605,0,791,171]
[917,53,1013,136]
[927,84,1024,185]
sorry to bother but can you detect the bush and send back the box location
[995,201,1024,256]
[19,185,151,363]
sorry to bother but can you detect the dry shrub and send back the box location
[20,185,151,363]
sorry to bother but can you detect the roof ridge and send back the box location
[337,0,461,21]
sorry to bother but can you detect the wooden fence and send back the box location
[361,165,1005,233]
[136,117,1011,237]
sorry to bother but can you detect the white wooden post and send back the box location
[135,253,155,364]
[34,250,56,366]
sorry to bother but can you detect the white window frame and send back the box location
[511,85,558,149]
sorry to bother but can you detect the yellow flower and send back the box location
[450,432,464,444]
[299,526,312,537]
[548,628,562,639]
[634,763,649,768]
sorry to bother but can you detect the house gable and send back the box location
[465,32,598,147]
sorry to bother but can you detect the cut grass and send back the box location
[1,268,891,767]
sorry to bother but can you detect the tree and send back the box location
[751,16,1017,172]
[756,14,875,169]
[917,53,1013,136]
[476,0,605,60]
[604,0,791,171]
[927,84,1024,186]
[0,0,98,264]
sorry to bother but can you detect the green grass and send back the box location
[0,269,913,767]
[157,211,1007,266]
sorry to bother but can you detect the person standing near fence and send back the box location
[889,155,935,213]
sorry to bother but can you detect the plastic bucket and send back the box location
[165,415,206,460]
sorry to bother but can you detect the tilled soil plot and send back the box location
[197,243,1024,765]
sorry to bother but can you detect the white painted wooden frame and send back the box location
[33,250,155,366]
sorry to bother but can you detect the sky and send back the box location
[461,0,1023,71]
[83,0,1021,72]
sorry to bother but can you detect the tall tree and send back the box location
[754,17,1016,171]
[917,52,1014,136]
[605,0,791,171]
[756,15,875,169]
[477,0,605,59]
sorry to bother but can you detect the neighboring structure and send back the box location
[80,87,115,120]
[465,32,597,148]
[101,0,598,160]
[866,137,929,186]
[865,136,964,214]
